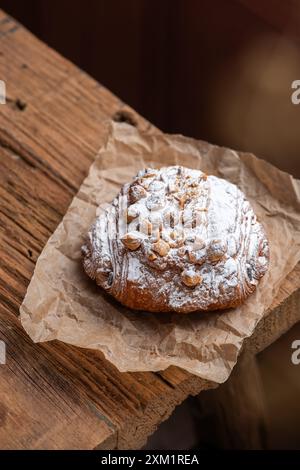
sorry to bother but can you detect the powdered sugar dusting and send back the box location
[82,166,269,313]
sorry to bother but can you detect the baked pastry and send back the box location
[82,166,269,313]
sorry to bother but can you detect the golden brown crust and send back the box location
[82,166,269,313]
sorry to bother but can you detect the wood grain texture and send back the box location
[3,0,300,178]
[0,10,299,449]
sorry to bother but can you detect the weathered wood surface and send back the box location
[0,10,299,449]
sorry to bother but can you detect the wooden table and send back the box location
[0,10,299,449]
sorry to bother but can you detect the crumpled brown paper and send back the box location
[20,122,300,383]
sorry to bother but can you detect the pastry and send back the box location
[82,166,269,313]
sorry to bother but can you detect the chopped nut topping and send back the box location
[207,239,226,263]
[181,269,202,287]
[147,251,157,261]
[127,206,139,223]
[188,249,206,265]
[143,168,158,178]
[152,239,170,257]
[129,184,147,204]
[121,232,143,250]
[169,238,184,249]
[170,230,177,240]
[140,219,152,236]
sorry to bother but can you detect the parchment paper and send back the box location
[20,122,300,383]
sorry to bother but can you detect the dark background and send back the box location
[1,0,300,449]
[2,0,300,177]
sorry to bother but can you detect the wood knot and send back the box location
[113,110,136,126]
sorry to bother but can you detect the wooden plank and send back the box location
[0,10,299,449]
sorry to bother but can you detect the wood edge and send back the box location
[100,281,300,449]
